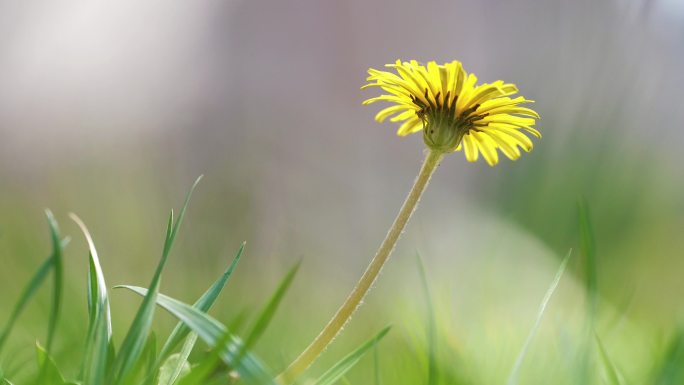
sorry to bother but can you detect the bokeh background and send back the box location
[1,0,684,383]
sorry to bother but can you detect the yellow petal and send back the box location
[484,106,540,119]
[391,63,431,105]
[468,84,505,110]
[521,126,542,139]
[485,125,534,151]
[462,134,479,162]
[362,95,411,105]
[456,73,478,112]
[397,117,423,136]
[375,105,410,122]
[472,131,499,166]
[485,131,521,160]
[481,115,536,126]
[477,96,530,113]
[389,110,416,122]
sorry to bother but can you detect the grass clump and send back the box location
[0,178,388,385]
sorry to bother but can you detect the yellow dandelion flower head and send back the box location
[362,59,541,166]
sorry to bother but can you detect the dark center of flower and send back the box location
[410,88,488,152]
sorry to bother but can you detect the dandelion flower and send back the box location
[278,60,542,385]
[363,60,541,166]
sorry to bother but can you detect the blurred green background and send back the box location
[1,0,683,383]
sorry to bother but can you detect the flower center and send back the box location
[410,89,488,152]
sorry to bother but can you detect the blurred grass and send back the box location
[5,173,679,385]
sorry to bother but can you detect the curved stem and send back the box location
[277,149,445,384]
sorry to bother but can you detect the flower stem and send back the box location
[277,149,445,384]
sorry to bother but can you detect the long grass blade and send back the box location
[0,213,67,373]
[160,334,196,385]
[117,285,277,385]
[0,253,54,355]
[110,176,202,385]
[44,210,64,356]
[312,326,391,385]
[505,249,572,385]
[155,242,246,384]
[70,214,112,385]
[159,241,245,359]
[175,331,233,385]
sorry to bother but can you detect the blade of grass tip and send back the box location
[159,242,246,360]
[241,261,301,355]
[165,176,203,257]
[0,236,68,355]
[595,333,622,385]
[505,249,572,385]
[108,209,173,385]
[35,342,67,385]
[416,254,438,385]
[33,211,66,385]
[111,176,202,385]
[116,285,277,385]
[44,210,64,356]
[312,326,391,385]
[70,214,112,385]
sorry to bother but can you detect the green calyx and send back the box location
[416,92,484,153]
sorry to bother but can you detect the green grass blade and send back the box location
[70,214,111,385]
[165,176,203,257]
[34,342,66,385]
[416,255,438,385]
[117,285,277,385]
[312,326,391,385]
[175,331,233,385]
[242,261,300,353]
[159,334,196,385]
[0,213,67,362]
[154,242,245,385]
[595,333,622,385]
[159,242,246,360]
[44,210,64,356]
[505,249,572,385]
[0,255,53,355]
[110,177,202,385]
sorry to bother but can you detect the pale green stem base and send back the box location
[277,149,445,384]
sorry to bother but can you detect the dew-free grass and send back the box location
[1,60,680,385]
